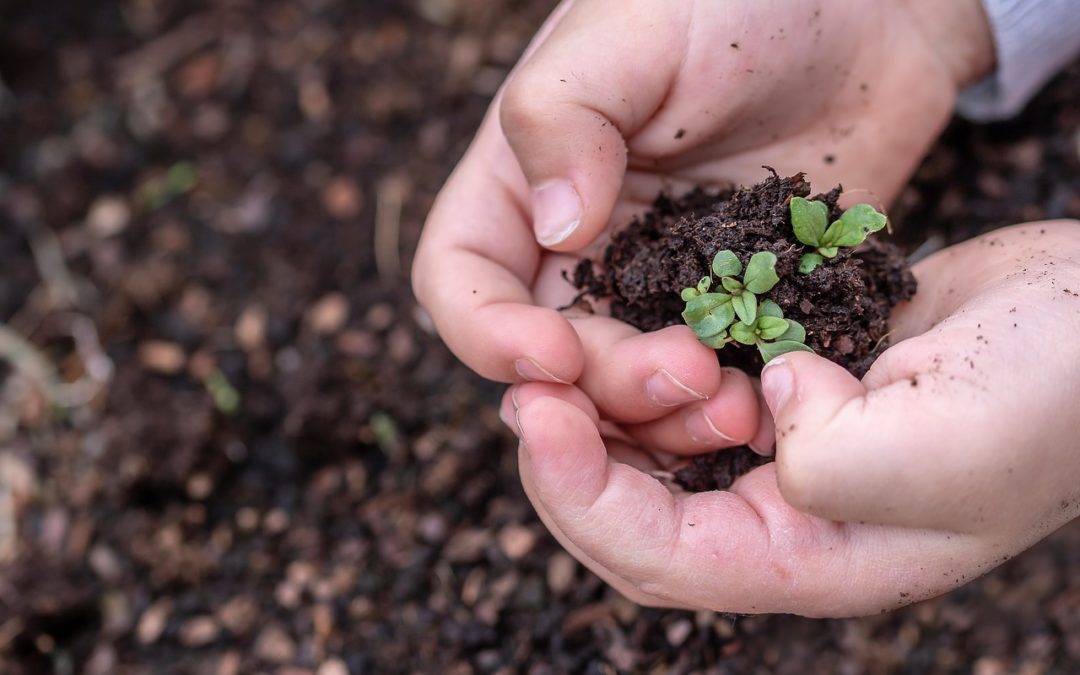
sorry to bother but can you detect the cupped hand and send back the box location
[501,221,1080,617]
[413,0,992,448]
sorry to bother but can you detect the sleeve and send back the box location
[956,0,1080,121]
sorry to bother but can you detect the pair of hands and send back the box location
[413,0,1080,616]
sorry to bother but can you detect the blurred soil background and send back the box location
[0,0,1077,673]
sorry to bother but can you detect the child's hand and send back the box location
[413,0,993,431]
[502,222,1080,616]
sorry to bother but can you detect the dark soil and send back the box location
[1,1,1078,673]
[572,171,916,491]
[673,446,772,493]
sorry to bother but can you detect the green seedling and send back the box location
[790,197,888,273]
[681,249,780,331]
[680,250,811,361]
[204,368,240,415]
[728,299,815,362]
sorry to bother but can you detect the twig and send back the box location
[0,479,13,564]
[375,174,409,279]
[0,618,23,650]
[25,222,80,310]
[115,13,219,90]
[0,317,113,412]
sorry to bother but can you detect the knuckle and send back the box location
[499,72,552,140]
[774,444,826,515]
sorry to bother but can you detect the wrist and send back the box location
[902,0,996,90]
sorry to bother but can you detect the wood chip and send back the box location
[546,552,577,595]
[307,293,349,335]
[322,176,363,219]
[86,196,131,237]
[497,524,536,560]
[137,341,186,374]
[179,615,220,646]
[136,598,173,644]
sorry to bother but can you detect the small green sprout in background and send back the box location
[139,161,200,211]
[790,197,887,273]
[204,368,240,415]
[680,250,813,363]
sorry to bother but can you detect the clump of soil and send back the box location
[572,170,917,491]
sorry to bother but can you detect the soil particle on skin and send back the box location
[572,170,916,492]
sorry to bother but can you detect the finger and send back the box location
[499,0,690,250]
[516,395,998,615]
[748,378,777,456]
[761,344,1022,533]
[625,368,759,454]
[572,320,724,423]
[498,382,600,435]
[413,116,584,384]
[762,223,1080,532]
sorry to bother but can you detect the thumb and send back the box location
[498,0,688,250]
[760,350,1003,532]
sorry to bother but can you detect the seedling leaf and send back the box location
[758,339,815,362]
[701,331,731,349]
[681,287,698,302]
[743,251,780,293]
[790,197,828,247]
[759,299,784,319]
[729,321,757,346]
[757,316,790,340]
[712,250,742,278]
[777,319,806,343]
[732,291,757,325]
[821,218,864,248]
[682,293,735,338]
[840,203,887,234]
[721,276,743,293]
[799,253,824,274]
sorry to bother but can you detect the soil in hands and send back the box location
[571,170,917,492]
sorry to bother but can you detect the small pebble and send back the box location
[138,341,186,374]
[86,196,130,237]
[497,524,537,560]
[316,660,350,675]
[307,293,350,335]
[253,623,297,664]
[136,598,173,644]
[235,305,268,351]
[322,176,363,219]
[179,615,220,646]
[546,552,577,595]
[666,619,693,647]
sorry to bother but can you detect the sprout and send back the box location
[729,300,814,363]
[681,251,811,362]
[681,249,779,327]
[790,197,888,273]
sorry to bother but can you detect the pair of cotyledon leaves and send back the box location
[790,197,888,273]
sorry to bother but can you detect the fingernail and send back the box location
[514,407,529,454]
[514,358,568,384]
[646,369,707,407]
[760,358,793,415]
[686,409,737,445]
[532,180,582,246]
[499,386,520,434]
